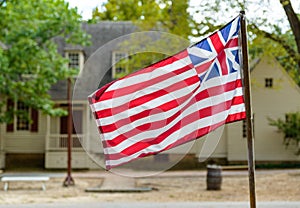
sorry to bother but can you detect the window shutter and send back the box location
[30,108,39,132]
[6,99,14,132]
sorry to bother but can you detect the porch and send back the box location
[45,103,99,169]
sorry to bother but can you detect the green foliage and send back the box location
[0,0,90,123]
[91,0,195,39]
[268,112,300,154]
[92,0,161,28]
[248,30,300,85]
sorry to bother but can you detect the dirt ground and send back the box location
[0,170,299,205]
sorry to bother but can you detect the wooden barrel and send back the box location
[206,165,222,190]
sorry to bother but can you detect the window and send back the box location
[6,100,39,132]
[112,51,128,79]
[68,52,80,69]
[265,78,273,88]
[65,51,84,76]
[242,120,247,138]
[16,102,30,131]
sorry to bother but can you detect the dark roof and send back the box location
[56,21,136,57]
[50,21,137,100]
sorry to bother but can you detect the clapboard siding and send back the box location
[45,151,98,169]
[3,113,47,153]
[4,134,45,153]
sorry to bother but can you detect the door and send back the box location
[60,110,83,147]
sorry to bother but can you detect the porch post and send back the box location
[45,115,50,151]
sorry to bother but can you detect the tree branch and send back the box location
[0,0,6,7]
[251,23,299,67]
[280,0,300,55]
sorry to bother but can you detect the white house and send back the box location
[0,21,299,170]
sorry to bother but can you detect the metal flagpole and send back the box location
[240,11,256,208]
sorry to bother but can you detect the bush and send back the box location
[268,112,300,155]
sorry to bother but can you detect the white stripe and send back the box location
[228,103,245,115]
[229,17,240,38]
[218,31,226,45]
[225,49,240,70]
[188,46,214,60]
[106,56,191,91]
[206,37,218,57]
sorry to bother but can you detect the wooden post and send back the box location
[63,78,75,187]
[240,11,256,208]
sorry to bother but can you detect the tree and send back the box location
[269,112,300,155]
[250,0,300,85]
[0,0,90,123]
[92,0,195,39]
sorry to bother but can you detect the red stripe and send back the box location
[210,32,224,54]
[217,50,228,75]
[98,79,243,132]
[226,37,239,48]
[226,111,246,123]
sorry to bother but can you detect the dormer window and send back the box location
[65,51,84,76]
[112,51,128,79]
[265,78,273,88]
[68,52,79,69]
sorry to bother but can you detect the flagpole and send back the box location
[240,11,256,208]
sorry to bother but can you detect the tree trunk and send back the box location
[280,0,300,71]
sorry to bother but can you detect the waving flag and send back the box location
[88,16,245,169]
